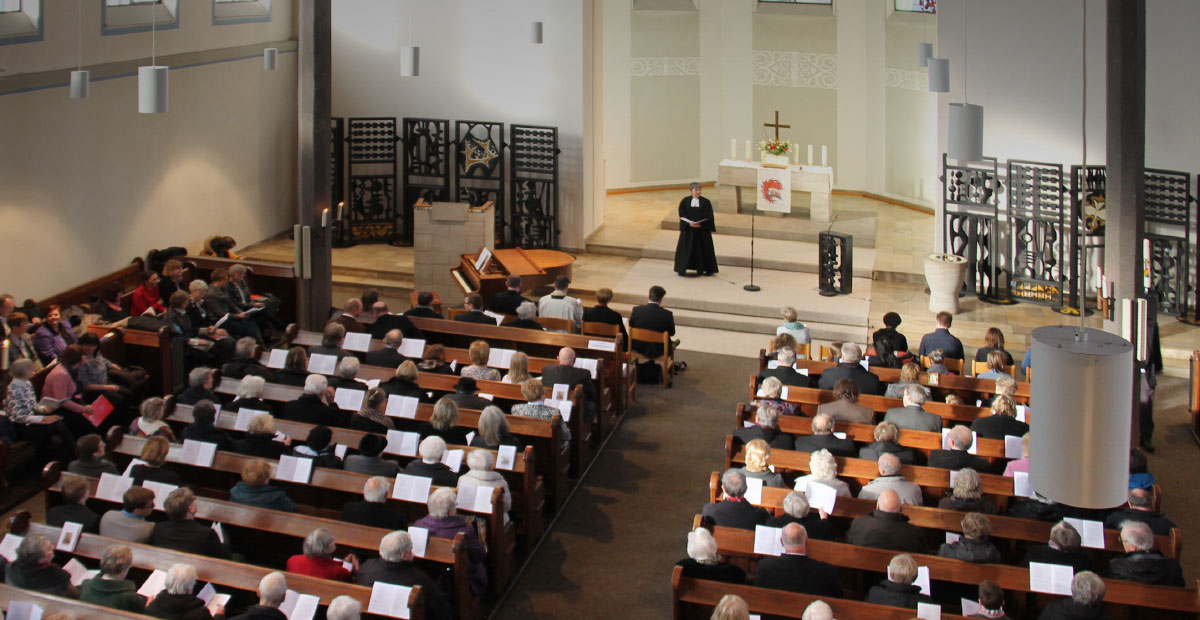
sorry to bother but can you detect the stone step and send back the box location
[608,302,867,344]
[657,204,879,249]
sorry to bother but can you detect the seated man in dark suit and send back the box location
[583,287,627,343]
[629,285,677,358]
[845,489,928,553]
[490,275,526,316]
[176,367,220,406]
[1104,488,1178,536]
[927,425,990,471]
[367,302,422,340]
[327,357,366,392]
[971,394,1029,440]
[507,301,544,331]
[917,311,965,359]
[815,343,881,395]
[765,491,833,541]
[734,403,794,450]
[864,553,935,610]
[403,436,459,487]
[444,377,493,411]
[342,476,408,530]
[1109,521,1185,586]
[151,487,231,558]
[454,293,494,325]
[221,337,274,381]
[793,413,855,457]
[46,476,101,533]
[757,347,811,388]
[363,330,408,368]
[858,420,917,465]
[700,469,768,530]
[753,523,843,597]
[282,374,346,427]
[883,384,943,433]
[404,291,442,319]
[327,298,367,333]
[1024,520,1092,574]
[540,347,598,420]
[357,531,453,620]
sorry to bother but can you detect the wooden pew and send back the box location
[734,403,1010,462]
[164,401,545,548]
[702,520,1200,616]
[32,259,146,313]
[704,472,1182,560]
[670,565,974,620]
[87,323,176,396]
[0,582,160,619]
[22,523,425,618]
[47,470,475,620]
[102,432,516,594]
[723,437,1019,510]
[182,256,299,325]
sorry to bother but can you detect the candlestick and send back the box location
[1143,239,1152,289]
[730,139,737,160]
[1105,280,1113,299]
[793,148,799,165]
[821,145,828,167]
[1,339,8,371]
[1100,274,1106,293]
[321,208,329,228]
[807,144,813,165]
[744,140,751,162]
[337,201,345,221]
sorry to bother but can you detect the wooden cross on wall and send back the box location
[764,110,790,141]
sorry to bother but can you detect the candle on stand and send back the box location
[792,147,799,165]
[1100,274,1107,294]
[321,208,329,228]
[821,145,828,167]
[337,201,345,220]
[730,139,736,160]
[807,144,813,165]
[1105,280,1113,299]
[1143,239,1152,289]
[1,339,8,371]
[744,140,751,162]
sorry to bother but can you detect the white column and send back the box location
[583,0,605,238]
[601,0,632,189]
[835,1,886,192]
[699,0,754,184]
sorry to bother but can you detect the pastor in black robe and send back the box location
[674,191,718,275]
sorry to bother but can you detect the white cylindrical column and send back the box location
[263,47,278,71]
[532,21,544,44]
[400,46,420,77]
[917,42,933,68]
[948,102,984,162]
[928,57,949,92]
[1030,326,1133,509]
[138,65,168,114]
[70,70,90,99]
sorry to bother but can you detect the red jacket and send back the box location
[130,284,165,316]
[286,554,352,581]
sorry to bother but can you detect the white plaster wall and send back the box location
[331,0,590,249]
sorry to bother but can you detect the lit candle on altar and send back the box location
[1143,238,1152,289]
[793,147,799,165]
[807,144,813,165]
[744,140,752,162]
[1100,273,1107,296]
[821,145,828,167]
[2,339,9,371]
[337,201,345,220]
[1105,279,1113,299]
[730,139,737,160]
[321,208,329,228]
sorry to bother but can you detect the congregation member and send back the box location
[872,312,908,354]
[152,488,231,559]
[221,337,274,381]
[883,362,930,399]
[461,340,501,381]
[293,425,342,469]
[538,275,583,330]
[793,413,855,457]
[733,403,793,450]
[367,301,422,340]
[47,476,100,532]
[328,298,366,333]
[629,285,677,359]
[287,529,356,582]
[310,322,354,359]
[972,580,1013,620]
[6,312,42,370]
[816,378,873,425]
[273,347,310,387]
[350,387,393,432]
[158,259,185,301]
[177,367,220,405]
[776,306,811,345]
[130,271,167,316]
[415,488,490,596]
[845,489,928,553]
[358,531,453,620]
[802,601,833,620]
[78,331,143,407]
[5,534,75,596]
[446,377,493,411]
[928,426,990,471]
[791,449,851,497]
[509,301,544,330]
[231,459,298,512]
[975,327,1015,366]
[233,413,290,460]
[404,436,459,487]
[816,343,881,395]
[512,378,571,449]
[867,337,910,369]
[227,264,281,338]
[976,350,1015,381]
[206,268,263,343]
[973,394,1029,440]
[185,280,233,344]
[67,433,118,477]
[460,449,513,521]
[757,347,811,387]
[701,469,768,530]
[96,286,129,324]
[938,513,1002,563]
[675,527,745,584]
[539,347,598,419]
[358,289,380,322]
[379,360,430,401]
[328,357,366,392]
[129,436,184,486]
[1037,572,1107,620]
[501,351,533,385]
[345,433,399,477]
[342,477,408,530]
[858,453,922,505]
[128,396,174,440]
[181,400,235,452]
[752,523,842,597]
[1024,521,1092,574]
[363,329,408,367]
[583,287,627,342]
[754,376,796,416]
[99,486,156,544]
[145,563,224,619]
[38,345,96,437]
[405,291,442,319]
[1108,521,1185,586]
[228,572,289,620]
[883,384,942,433]
[739,439,784,488]
[454,293,493,325]
[858,421,916,465]
[925,349,951,374]
[918,311,965,359]
[491,275,527,315]
[80,544,145,612]
[471,406,523,450]
[283,374,344,427]
[417,398,470,445]
[765,491,833,541]
[864,553,933,610]
[937,468,996,514]
[225,375,273,415]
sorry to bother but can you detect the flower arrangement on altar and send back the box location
[758,138,792,156]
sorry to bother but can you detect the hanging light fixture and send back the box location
[400,3,419,77]
[916,1,933,67]
[137,3,167,113]
[532,21,544,44]
[70,0,88,99]
[263,47,278,71]
[946,0,982,161]
[928,57,949,92]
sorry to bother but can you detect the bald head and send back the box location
[949,425,974,451]
[781,522,808,552]
[877,452,901,476]
[877,489,901,513]
[557,348,576,366]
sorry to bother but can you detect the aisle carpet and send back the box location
[492,350,758,618]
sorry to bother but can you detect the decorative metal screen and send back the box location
[344,117,400,244]
[942,154,1008,302]
[818,232,853,296]
[508,125,560,249]
[454,120,506,244]
[1007,160,1067,308]
[400,118,451,245]
[1143,168,1194,316]
[331,117,345,210]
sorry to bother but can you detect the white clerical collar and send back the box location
[690,197,700,207]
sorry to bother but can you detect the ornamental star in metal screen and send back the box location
[461,137,500,175]
[1081,192,1106,234]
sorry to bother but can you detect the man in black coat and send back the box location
[757,347,812,388]
[363,329,409,368]
[582,288,627,343]
[444,377,493,411]
[403,436,459,487]
[971,398,1029,440]
[540,347,598,421]
[1104,488,1177,536]
[733,403,794,451]
[629,285,676,358]
[404,291,443,319]
[845,490,929,553]
[342,476,408,530]
[151,488,231,559]
[1108,521,1185,586]
[490,275,527,316]
[1038,572,1111,620]
[46,477,100,533]
[454,293,494,325]
[917,311,965,359]
[176,367,220,406]
[793,413,855,457]
[358,531,453,620]
[367,302,423,340]
[282,375,347,427]
[864,553,934,610]
[228,573,288,620]
[1023,521,1092,574]
[700,469,768,530]
[816,343,882,395]
[221,337,274,381]
[927,425,990,471]
[753,523,842,597]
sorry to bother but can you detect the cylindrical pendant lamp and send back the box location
[917,42,933,68]
[70,70,90,99]
[138,65,169,114]
[532,21,544,44]
[928,57,949,92]
[263,47,278,71]
[400,46,420,77]
[948,102,984,162]
[1030,326,1133,508]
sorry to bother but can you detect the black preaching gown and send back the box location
[674,196,718,275]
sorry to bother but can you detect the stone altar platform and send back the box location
[716,159,835,221]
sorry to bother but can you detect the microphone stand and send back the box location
[744,210,760,292]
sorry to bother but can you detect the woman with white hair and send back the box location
[5,533,74,596]
[226,374,272,414]
[791,449,851,497]
[765,491,834,540]
[740,439,784,488]
[753,376,796,416]
[471,406,522,450]
[936,468,996,514]
[459,449,513,523]
[326,595,363,620]
[129,396,175,440]
[710,594,750,620]
[233,412,290,459]
[414,488,489,596]
[145,563,223,618]
[287,527,358,582]
[674,527,745,584]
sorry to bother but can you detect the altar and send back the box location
[716,159,835,221]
